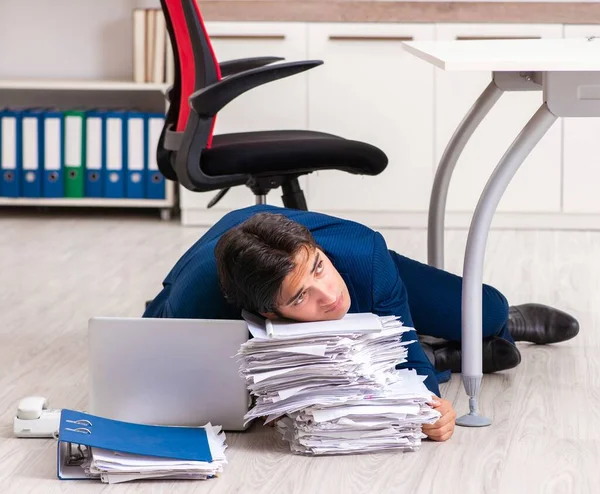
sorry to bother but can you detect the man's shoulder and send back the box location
[216,205,374,236]
[218,204,362,226]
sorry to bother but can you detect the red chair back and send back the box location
[161,0,222,147]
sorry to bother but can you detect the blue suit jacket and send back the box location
[144,205,439,395]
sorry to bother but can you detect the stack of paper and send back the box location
[82,425,228,484]
[239,311,441,455]
[275,376,439,455]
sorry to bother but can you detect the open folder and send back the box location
[57,409,227,484]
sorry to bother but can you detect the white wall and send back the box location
[0,0,160,80]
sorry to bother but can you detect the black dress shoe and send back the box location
[508,303,580,344]
[430,336,522,374]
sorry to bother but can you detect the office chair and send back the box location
[158,0,388,210]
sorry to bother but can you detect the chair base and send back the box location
[281,179,307,210]
[206,176,308,210]
[248,176,308,211]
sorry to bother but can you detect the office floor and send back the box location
[0,209,598,494]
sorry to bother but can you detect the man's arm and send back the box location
[143,285,173,318]
[370,232,458,441]
[370,231,441,397]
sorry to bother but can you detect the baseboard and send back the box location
[181,208,600,231]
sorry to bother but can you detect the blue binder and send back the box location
[57,409,213,480]
[42,110,64,198]
[104,110,127,198]
[0,107,4,197]
[145,113,166,199]
[125,111,146,199]
[85,110,106,198]
[0,108,22,197]
[21,109,44,198]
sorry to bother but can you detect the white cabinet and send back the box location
[179,22,310,215]
[176,20,598,229]
[305,23,436,212]
[562,25,600,213]
[435,24,564,213]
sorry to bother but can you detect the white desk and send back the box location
[403,37,600,427]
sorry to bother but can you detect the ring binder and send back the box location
[66,444,88,466]
[56,408,226,481]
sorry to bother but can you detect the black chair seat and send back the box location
[202,130,388,178]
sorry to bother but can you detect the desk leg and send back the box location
[427,82,503,269]
[456,103,558,427]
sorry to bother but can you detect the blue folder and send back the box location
[0,108,22,197]
[21,108,44,198]
[85,110,106,198]
[57,408,214,480]
[0,107,5,197]
[42,110,65,198]
[145,113,166,200]
[125,111,146,199]
[104,110,127,198]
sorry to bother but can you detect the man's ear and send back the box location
[260,312,279,320]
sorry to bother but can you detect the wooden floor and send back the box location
[0,209,599,494]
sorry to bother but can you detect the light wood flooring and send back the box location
[0,208,599,494]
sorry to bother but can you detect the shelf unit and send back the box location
[0,80,170,91]
[0,79,176,220]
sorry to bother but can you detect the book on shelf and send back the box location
[133,8,174,85]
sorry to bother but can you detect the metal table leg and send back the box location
[456,103,558,427]
[427,81,503,269]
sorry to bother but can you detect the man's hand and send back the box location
[422,396,456,442]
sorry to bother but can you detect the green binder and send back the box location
[63,110,86,198]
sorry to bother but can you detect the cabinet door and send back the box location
[435,24,563,213]
[562,25,600,213]
[179,22,309,213]
[306,23,436,212]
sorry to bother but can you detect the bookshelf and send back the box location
[0,79,176,220]
[0,80,169,91]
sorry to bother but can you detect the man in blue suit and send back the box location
[144,205,579,442]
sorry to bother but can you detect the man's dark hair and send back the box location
[214,212,317,315]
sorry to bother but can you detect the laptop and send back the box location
[88,317,252,431]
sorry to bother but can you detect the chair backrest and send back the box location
[161,0,222,147]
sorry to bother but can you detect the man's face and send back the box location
[263,246,351,322]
